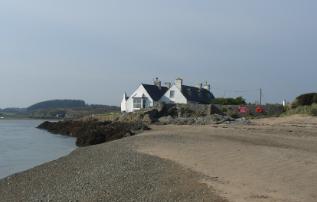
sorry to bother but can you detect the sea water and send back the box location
[0,119,76,179]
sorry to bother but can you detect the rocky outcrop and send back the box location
[118,109,160,124]
[37,103,251,148]
[37,103,250,147]
[157,114,250,125]
[116,103,247,126]
[37,120,150,147]
[117,103,224,124]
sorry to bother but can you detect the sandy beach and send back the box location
[1,115,317,202]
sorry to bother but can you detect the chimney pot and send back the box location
[203,82,211,91]
[154,77,162,89]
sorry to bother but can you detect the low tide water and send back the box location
[0,119,76,179]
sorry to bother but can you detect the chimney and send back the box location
[203,81,211,91]
[175,78,183,90]
[154,77,161,89]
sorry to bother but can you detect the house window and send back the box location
[133,98,142,108]
[170,90,175,98]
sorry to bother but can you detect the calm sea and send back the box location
[0,119,76,179]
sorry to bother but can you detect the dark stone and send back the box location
[37,120,150,147]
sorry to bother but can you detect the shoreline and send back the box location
[0,117,61,120]
[0,148,76,181]
[0,132,226,202]
[1,116,317,201]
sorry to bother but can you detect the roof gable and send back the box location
[142,84,168,101]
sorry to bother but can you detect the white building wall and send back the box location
[121,93,128,112]
[160,85,187,104]
[125,85,154,112]
[121,99,127,112]
[126,99,133,112]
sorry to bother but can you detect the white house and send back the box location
[121,78,215,112]
[121,78,168,113]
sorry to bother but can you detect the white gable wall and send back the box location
[121,93,128,112]
[121,99,127,112]
[160,85,187,104]
[125,85,154,112]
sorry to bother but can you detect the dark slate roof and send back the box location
[181,85,215,104]
[142,84,169,101]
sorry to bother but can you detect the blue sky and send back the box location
[0,0,316,107]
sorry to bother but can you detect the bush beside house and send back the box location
[210,97,246,105]
[283,93,317,116]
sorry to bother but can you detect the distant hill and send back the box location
[0,108,27,113]
[1,100,120,119]
[27,100,86,111]
[23,99,120,119]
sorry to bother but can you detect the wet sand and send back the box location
[136,115,317,202]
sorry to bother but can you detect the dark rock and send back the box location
[157,114,248,125]
[38,120,150,147]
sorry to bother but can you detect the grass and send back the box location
[283,104,317,116]
[81,112,121,122]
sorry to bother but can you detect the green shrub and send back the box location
[311,105,317,116]
[294,93,317,106]
[211,96,246,105]
[314,94,317,103]
[222,108,228,113]
[284,104,317,116]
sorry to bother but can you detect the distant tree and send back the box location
[235,97,246,105]
[293,93,317,107]
[314,94,317,103]
[27,99,86,111]
[210,96,246,105]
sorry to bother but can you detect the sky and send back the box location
[0,0,316,108]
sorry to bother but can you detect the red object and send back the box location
[256,106,264,113]
[239,106,248,113]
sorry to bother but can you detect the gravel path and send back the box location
[0,136,226,202]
